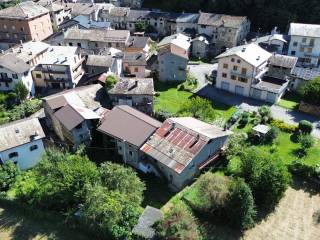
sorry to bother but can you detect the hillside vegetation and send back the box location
[143,0,320,32]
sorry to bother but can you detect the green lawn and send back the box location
[154,80,236,120]
[232,119,320,167]
[277,92,301,110]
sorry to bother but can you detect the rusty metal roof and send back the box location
[141,117,231,174]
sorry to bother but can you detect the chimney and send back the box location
[242,47,246,52]
[256,56,260,61]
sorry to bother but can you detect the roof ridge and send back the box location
[117,106,159,127]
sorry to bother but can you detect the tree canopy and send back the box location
[299,77,320,106]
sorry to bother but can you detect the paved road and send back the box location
[197,85,320,138]
[188,63,218,91]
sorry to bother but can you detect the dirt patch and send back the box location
[244,187,320,240]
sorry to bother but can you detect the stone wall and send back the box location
[299,101,320,117]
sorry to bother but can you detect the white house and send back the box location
[0,118,46,170]
[251,34,287,54]
[288,23,320,68]
[215,43,289,103]
[0,41,49,96]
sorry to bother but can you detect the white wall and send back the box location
[0,139,45,170]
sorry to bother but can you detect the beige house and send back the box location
[216,43,288,103]
[32,46,85,89]
[123,52,147,77]
[0,1,53,49]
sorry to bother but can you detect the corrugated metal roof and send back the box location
[141,117,231,174]
[269,54,298,69]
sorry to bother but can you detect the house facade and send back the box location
[123,52,147,77]
[141,117,232,190]
[108,77,154,115]
[267,54,298,80]
[42,84,108,147]
[191,34,210,59]
[97,105,161,166]
[290,67,320,90]
[0,118,46,170]
[251,34,287,54]
[86,54,121,76]
[216,43,287,103]
[197,12,250,55]
[0,1,53,50]
[32,46,85,89]
[288,23,320,68]
[64,27,130,52]
[0,41,49,96]
[157,33,191,81]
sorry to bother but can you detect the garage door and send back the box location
[266,92,277,103]
[252,88,262,100]
[221,81,230,91]
[235,85,244,96]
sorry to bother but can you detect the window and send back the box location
[134,67,139,72]
[291,51,296,55]
[12,74,18,79]
[35,73,41,78]
[231,75,237,80]
[300,47,304,52]
[233,66,238,71]
[77,43,81,47]
[239,77,247,83]
[237,59,241,63]
[310,39,315,46]
[95,43,98,47]
[20,27,24,32]
[241,68,247,75]
[118,146,122,151]
[293,42,298,47]
[231,58,235,62]
[116,43,120,48]
[302,38,307,43]
[108,43,112,47]
[30,145,38,151]
[69,42,73,46]
[9,152,18,158]
[129,151,133,156]
[222,73,227,78]
[308,48,312,53]
[223,63,228,69]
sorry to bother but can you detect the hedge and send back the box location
[270,119,297,133]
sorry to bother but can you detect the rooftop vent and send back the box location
[256,56,260,61]
[242,47,246,52]
[15,128,19,133]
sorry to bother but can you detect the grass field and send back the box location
[0,201,92,240]
[154,80,236,121]
[277,92,301,110]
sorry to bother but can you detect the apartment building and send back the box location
[0,41,50,96]
[158,33,191,81]
[288,23,320,68]
[216,43,288,103]
[32,46,85,89]
[64,27,130,52]
[197,12,250,55]
[0,1,53,49]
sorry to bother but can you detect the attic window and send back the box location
[9,152,18,158]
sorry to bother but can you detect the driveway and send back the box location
[197,85,320,138]
[188,63,217,90]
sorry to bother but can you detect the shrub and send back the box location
[298,120,313,134]
[82,185,141,239]
[0,161,20,192]
[299,134,315,150]
[156,204,199,240]
[270,119,297,133]
[238,147,290,209]
[258,105,271,120]
[225,132,248,159]
[225,178,256,230]
[239,112,249,126]
[265,126,280,143]
[298,76,320,105]
[289,161,320,182]
[105,75,117,90]
[14,81,29,103]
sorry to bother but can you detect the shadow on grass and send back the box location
[290,175,320,197]
[154,80,181,92]
[0,199,92,240]
[140,173,175,209]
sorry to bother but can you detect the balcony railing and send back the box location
[230,70,249,78]
[0,77,13,83]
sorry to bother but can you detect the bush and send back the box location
[82,185,141,239]
[299,134,315,150]
[289,161,320,182]
[225,132,248,159]
[105,75,118,90]
[270,119,297,133]
[238,147,290,209]
[14,81,29,103]
[225,178,256,230]
[156,204,199,240]
[299,76,320,105]
[258,105,271,120]
[265,126,280,143]
[239,112,249,126]
[0,161,20,192]
[298,120,313,134]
